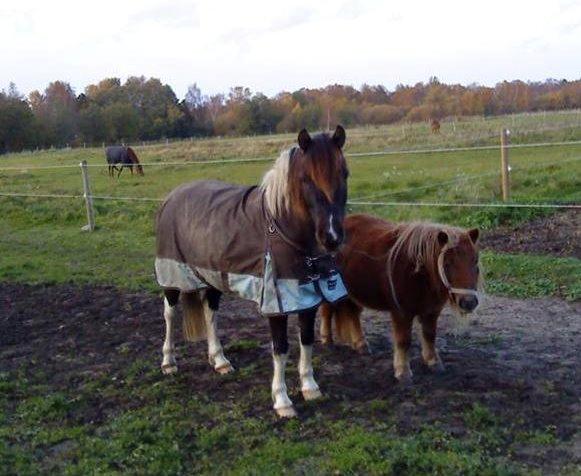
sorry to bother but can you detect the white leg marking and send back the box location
[161,298,178,374]
[299,344,322,400]
[328,214,338,241]
[203,298,234,374]
[272,352,296,417]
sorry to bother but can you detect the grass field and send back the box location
[1,110,580,299]
[1,111,580,475]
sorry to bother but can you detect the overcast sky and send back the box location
[2,0,580,99]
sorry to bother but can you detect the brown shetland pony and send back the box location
[320,214,481,382]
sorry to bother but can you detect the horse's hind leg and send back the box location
[269,315,296,417]
[419,312,444,373]
[335,299,368,353]
[299,309,322,401]
[161,289,180,374]
[203,289,234,374]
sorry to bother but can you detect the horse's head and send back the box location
[437,228,481,313]
[292,125,349,252]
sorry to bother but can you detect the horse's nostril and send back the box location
[459,296,478,312]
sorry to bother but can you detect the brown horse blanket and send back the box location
[155,180,347,316]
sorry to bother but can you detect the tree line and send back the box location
[1,76,581,153]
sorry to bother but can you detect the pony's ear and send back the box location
[332,125,346,149]
[468,228,479,244]
[298,129,312,151]
[438,230,449,247]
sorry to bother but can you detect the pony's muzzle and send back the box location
[458,295,478,313]
[322,230,343,251]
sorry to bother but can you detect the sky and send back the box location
[1,0,580,99]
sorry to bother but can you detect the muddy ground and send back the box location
[481,209,580,258]
[1,283,579,473]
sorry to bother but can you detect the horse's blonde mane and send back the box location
[261,147,294,217]
[388,221,464,285]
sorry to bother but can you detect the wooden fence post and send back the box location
[500,128,511,202]
[80,160,95,231]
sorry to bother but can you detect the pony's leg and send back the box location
[269,315,296,417]
[419,313,444,372]
[299,309,322,401]
[117,166,123,178]
[390,312,413,383]
[161,289,180,374]
[319,303,334,345]
[202,289,234,374]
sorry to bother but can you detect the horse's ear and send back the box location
[468,228,479,244]
[298,129,312,151]
[438,230,449,247]
[332,125,346,149]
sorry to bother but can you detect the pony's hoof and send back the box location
[302,388,323,401]
[355,341,371,355]
[215,363,235,375]
[321,337,333,345]
[161,364,178,375]
[276,406,298,418]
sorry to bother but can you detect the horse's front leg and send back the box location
[203,289,234,374]
[299,309,322,401]
[161,290,180,374]
[419,312,444,373]
[391,311,413,383]
[269,315,296,417]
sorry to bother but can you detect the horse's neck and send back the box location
[275,212,318,254]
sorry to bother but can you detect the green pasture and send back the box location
[0,111,580,300]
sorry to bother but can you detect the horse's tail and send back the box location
[320,299,368,352]
[126,147,144,175]
[180,292,207,342]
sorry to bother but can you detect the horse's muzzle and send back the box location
[458,295,479,313]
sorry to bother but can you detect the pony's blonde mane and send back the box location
[389,221,464,285]
[261,147,294,217]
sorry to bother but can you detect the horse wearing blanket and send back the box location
[155,126,349,417]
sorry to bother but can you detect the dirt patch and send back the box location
[481,209,580,258]
[1,283,580,473]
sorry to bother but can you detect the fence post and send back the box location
[80,160,95,231]
[500,128,511,202]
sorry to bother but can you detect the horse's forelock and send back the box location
[389,222,465,288]
[302,133,347,203]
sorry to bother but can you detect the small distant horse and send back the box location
[320,214,481,382]
[105,146,144,177]
[155,126,349,417]
[431,119,441,134]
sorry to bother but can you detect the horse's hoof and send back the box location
[355,342,371,355]
[161,364,178,375]
[302,388,323,401]
[321,337,333,345]
[215,363,235,375]
[427,361,445,374]
[395,373,413,385]
[276,406,298,418]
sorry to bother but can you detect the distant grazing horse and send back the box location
[105,146,144,177]
[320,214,481,382]
[431,119,441,134]
[155,126,349,417]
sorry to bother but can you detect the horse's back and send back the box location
[105,146,127,164]
[156,180,264,278]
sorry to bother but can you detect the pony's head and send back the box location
[437,227,481,313]
[262,125,348,252]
